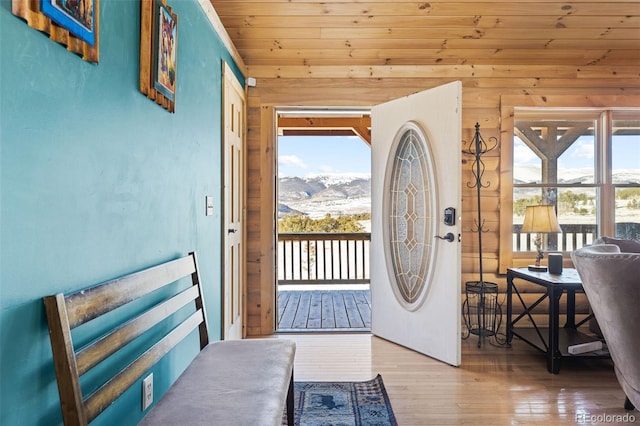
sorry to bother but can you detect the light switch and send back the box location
[205,196,214,216]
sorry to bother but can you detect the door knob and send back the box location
[435,232,455,242]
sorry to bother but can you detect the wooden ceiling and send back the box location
[209,1,638,137]
[210,1,640,69]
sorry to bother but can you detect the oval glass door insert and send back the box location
[383,121,437,311]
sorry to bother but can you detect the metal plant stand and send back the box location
[462,123,501,347]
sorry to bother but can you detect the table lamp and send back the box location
[521,205,562,272]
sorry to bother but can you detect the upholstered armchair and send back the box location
[571,243,640,411]
[588,237,640,338]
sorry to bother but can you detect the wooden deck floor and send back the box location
[277,290,371,332]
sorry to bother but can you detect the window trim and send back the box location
[498,95,639,274]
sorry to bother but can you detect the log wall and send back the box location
[244,69,640,336]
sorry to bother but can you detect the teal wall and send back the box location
[0,0,243,424]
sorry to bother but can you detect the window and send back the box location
[499,99,639,272]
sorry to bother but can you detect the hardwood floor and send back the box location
[274,333,638,425]
[277,290,371,332]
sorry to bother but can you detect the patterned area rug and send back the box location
[283,374,398,426]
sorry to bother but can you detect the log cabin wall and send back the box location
[209,1,640,336]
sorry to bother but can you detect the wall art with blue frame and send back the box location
[11,0,99,62]
[41,0,96,46]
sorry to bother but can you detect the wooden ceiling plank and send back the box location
[318,27,640,40]
[226,26,639,40]
[247,64,640,79]
[212,0,640,3]
[253,78,640,91]
[232,38,640,51]
[238,48,638,60]
[220,15,640,30]
[245,58,640,67]
[212,2,640,17]
[238,46,640,66]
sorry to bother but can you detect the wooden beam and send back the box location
[352,126,371,145]
[281,129,356,137]
[278,116,371,144]
[278,116,371,129]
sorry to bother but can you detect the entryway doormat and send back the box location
[283,374,398,426]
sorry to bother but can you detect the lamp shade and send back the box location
[521,205,562,233]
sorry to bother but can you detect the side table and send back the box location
[506,267,608,374]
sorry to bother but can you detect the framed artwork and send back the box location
[139,0,177,112]
[11,0,99,62]
[41,0,96,46]
[153,1,177,101]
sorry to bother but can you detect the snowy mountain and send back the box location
[514,165,639,185]
[278,167,638,219]
[278,174,371,219]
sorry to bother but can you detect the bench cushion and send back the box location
[140,338,296,426]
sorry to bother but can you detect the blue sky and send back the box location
[278,135,371,176]
[278,134,637,177]
[515,135,639,170]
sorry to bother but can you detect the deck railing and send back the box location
[513,223,598,252]
[513,222,639,252]
[278,223,637,285]
[278,232,370,285]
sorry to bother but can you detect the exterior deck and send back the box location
[277,289,371,332]
[274,225,624,333]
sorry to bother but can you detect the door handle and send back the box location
[435,232,455,242]
[228,228,237,234]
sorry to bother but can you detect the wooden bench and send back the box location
[44,252,296,425]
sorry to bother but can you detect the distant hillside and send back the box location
[279,169,637,220]
[278,177,327,201]
[278,174,371,219]
[514,165,640,185]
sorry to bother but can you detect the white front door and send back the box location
[222,62,245,340]
[371,81,462,366]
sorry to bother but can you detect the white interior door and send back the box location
[371,81,462,366]
[222,62,245,340]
